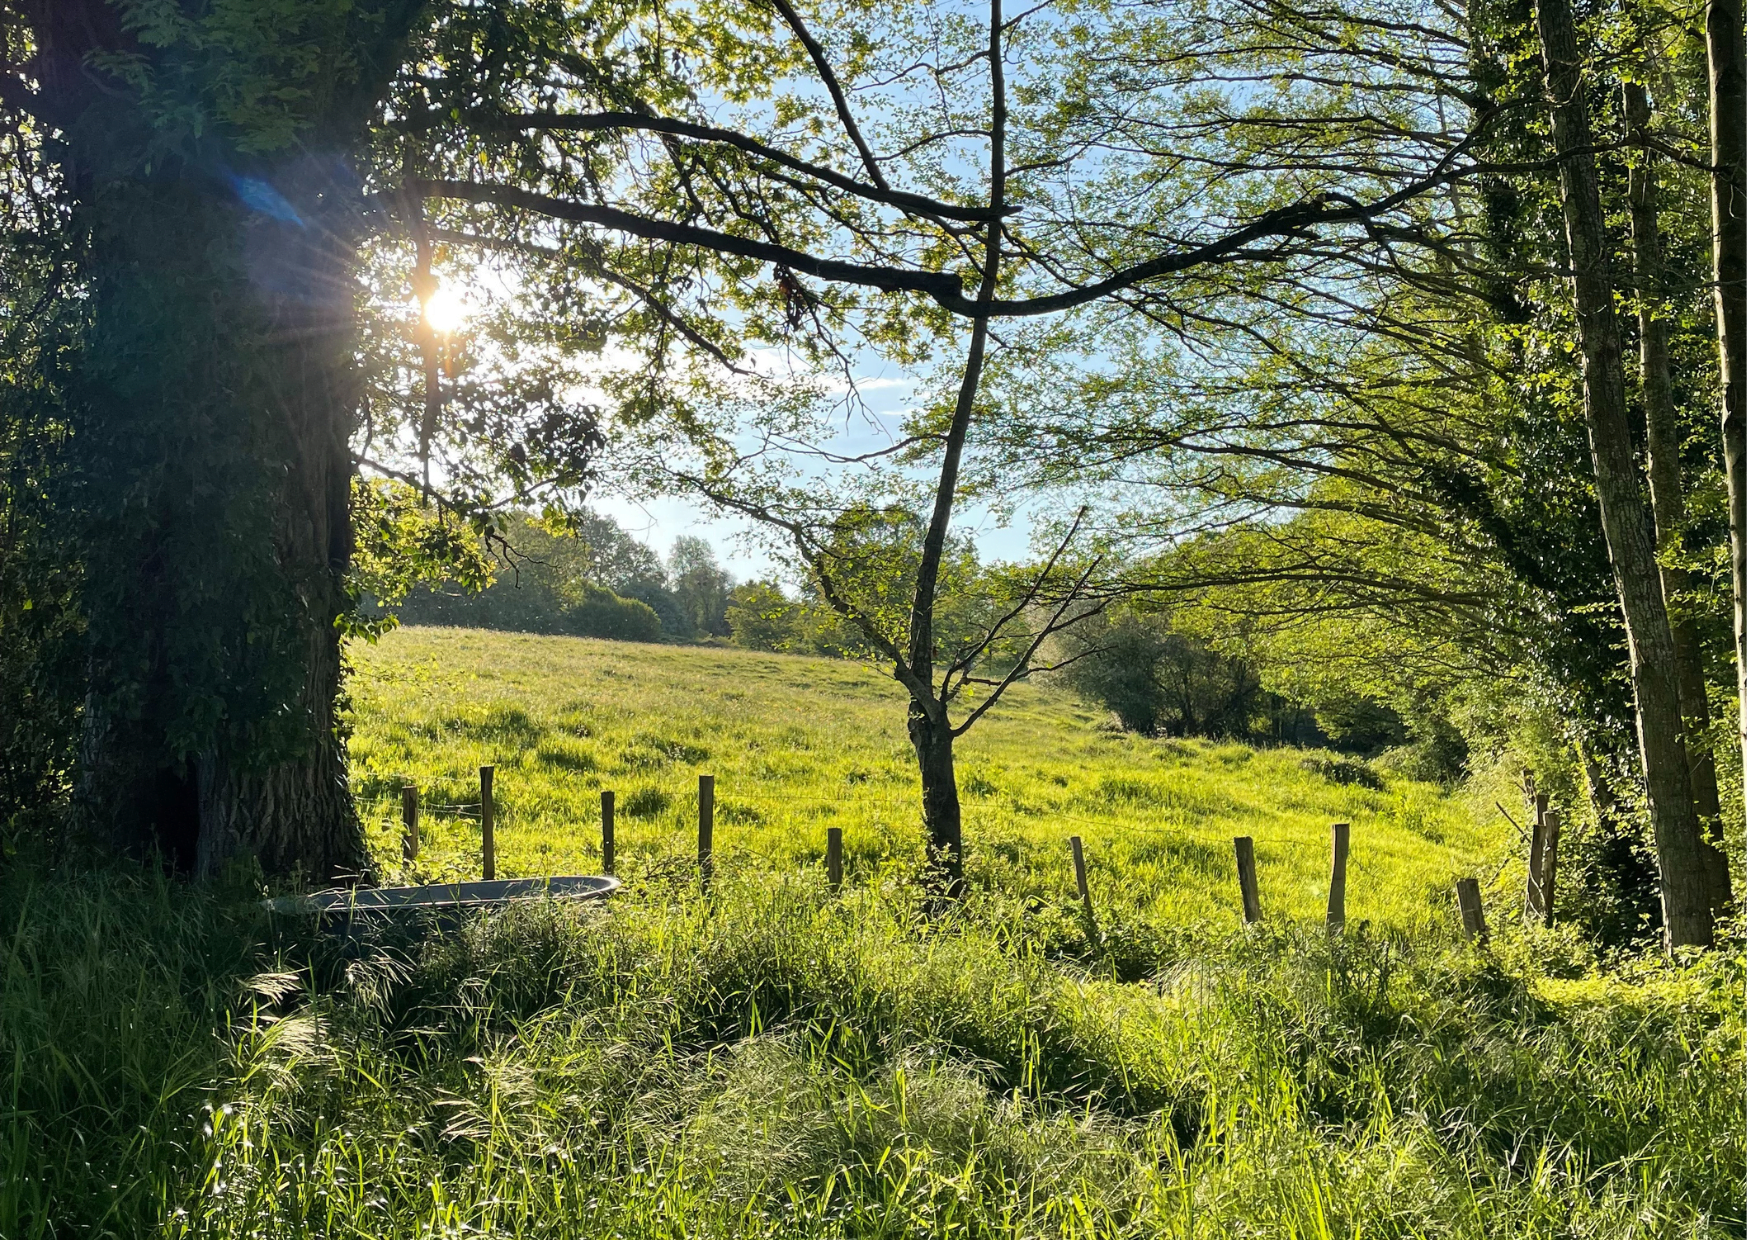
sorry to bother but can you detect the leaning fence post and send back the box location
[698,774,715,893]
[401,783,420,864]
[1233,836,1261,924]
[826,826,843,892]
[1069,834,1097,931]
[1525,794,1549,923]
[479,765,496,881]
[1455,877,1488,944]
[601,789,616,875]
[1326,822,1350,932]
[1539,809,1561,928]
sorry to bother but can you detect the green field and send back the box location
[348,626,1486,931]
[2,626,1740,1238]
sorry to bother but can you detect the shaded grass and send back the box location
[2,867,1740,1237]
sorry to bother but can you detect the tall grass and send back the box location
[2,627,1740,1237]
[3,865,1740,1237]
[348,628,1486,931]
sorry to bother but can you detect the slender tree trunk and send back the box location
[901,0,1007,891]
[1624,81,1734,913]
[1706,0,1748,848]
[908,708,964,888]
[1534,0,1716,947]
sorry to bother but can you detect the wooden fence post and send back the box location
[698,774,715,893]
[1455,877,1488,944]
[1539,809,1561,928]
[479,765,495,881]
[401,783,420,864]
[826,826,843,892]
[1525,794,1549,923]
[1233,836,1261,924]
[601,790,615,875]
[1326,822,1350,932]
[1069,835,1097,929]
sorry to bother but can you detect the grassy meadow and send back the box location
[348,626,1486,932]
[1,626,1741,1239]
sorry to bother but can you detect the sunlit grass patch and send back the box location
[347,626,1487,931]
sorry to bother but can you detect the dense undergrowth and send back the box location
[2,861,1741,1238]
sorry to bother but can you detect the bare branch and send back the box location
[763,0,891,190]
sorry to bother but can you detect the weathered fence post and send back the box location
[1233,836,1261,924]
[1069,835,1097,930]
[401,783,420,864]
[1539,809,1561,928]
[826,826,843,892]
[698,774,715,893]
[1326,822,1350,932]
[1525,793,1549,922]
[601,789,616,875]
[1455,877,1488,944]
[479,765,496,881]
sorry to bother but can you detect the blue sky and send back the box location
[590,360,1041,584]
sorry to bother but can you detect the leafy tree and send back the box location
[1058,607,1271,740]
[971,0,1741,943]
[667,536,732,637]
[725,580,800,652]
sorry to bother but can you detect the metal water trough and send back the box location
[266,875,619,921]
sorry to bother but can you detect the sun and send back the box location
[422,285,469,334]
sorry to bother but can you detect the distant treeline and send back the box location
[397,511,1433,769]
[394,512,732,643]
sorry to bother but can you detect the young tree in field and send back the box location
[382,0,1497,884]
[2,0,1492,884]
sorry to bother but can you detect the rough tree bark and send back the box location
[192,172,370,882]
[23,0,419,883]
[1534,0,1716,947]
[65,182,363,883]
[1623,80,1734,914]
[1706,0,1748,847]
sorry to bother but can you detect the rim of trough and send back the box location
[264,875,620,915]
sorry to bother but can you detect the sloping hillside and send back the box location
[349,626,1487,929]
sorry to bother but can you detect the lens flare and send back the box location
[422,286,468,334]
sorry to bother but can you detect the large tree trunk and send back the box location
[1707,0,1748,849]
[1623,80,1734,914]
[1534,0,1716,947]
[30,2,384,884]
[67,175,368,885]
[194,168,369,882]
